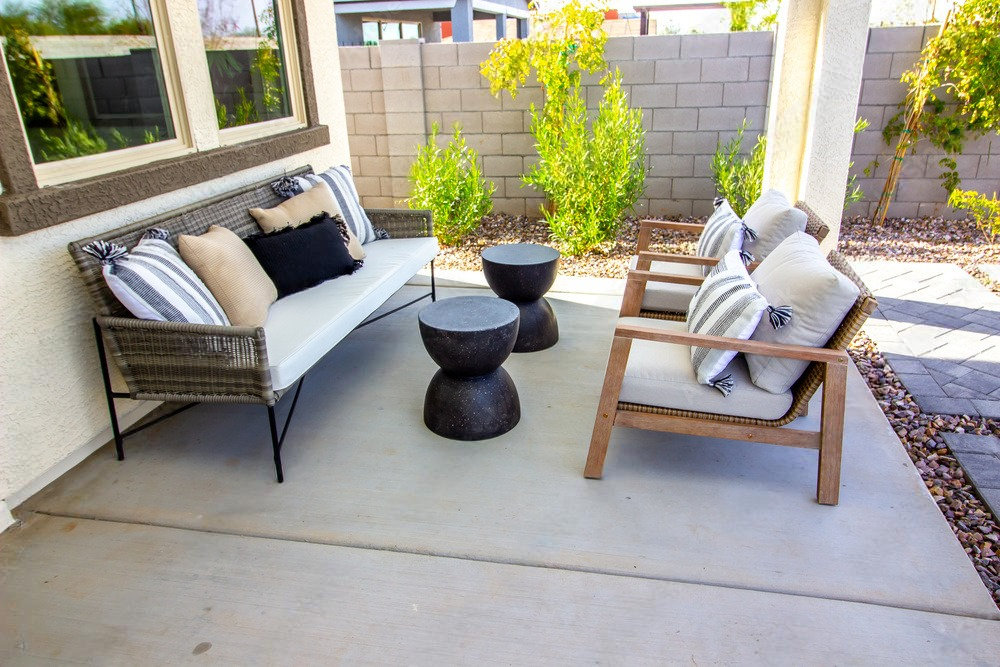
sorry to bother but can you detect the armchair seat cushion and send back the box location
[628,256,700,312]
[617,318,793,420]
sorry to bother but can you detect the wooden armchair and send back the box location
[585,251,877,505]
[632,202,831,321]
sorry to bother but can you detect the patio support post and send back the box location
[764,0,872,247]
[517,18,528,39]
[496,13,507,39]
[450,0,474,42]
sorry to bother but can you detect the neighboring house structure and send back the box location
[334,0,529,45]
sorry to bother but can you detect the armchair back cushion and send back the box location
[748,232,859,393]
[742,189,808,259]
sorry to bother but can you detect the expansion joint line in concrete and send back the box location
[22,508,998,623]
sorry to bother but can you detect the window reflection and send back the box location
[0,0,175,164]
[198,0,291,129]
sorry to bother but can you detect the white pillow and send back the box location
[748,232,860,393]
[686,249,789,396]
[271,166,378,244]
[696,200,750,275]
[83,229,229,325]
[742,189,808,259]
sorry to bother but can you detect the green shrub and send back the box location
[712,117,870,215]
[36,119,107,161]
[527,71,646,256]
[949,189,1000,243]
[710,119,766,217]
[408,123,495,246]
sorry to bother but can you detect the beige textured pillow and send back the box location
[747,232,860,393]
[249,184,365,260]
[178,226,277,327]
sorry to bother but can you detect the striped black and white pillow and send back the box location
[83,229,229,325]
[696,199,756,275]
[686,250,790,396]
[270,166,378,244]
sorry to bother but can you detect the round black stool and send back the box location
[418,296,521,440]
[482,243,560,353]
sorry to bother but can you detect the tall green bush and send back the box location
[482,0,647,255]
[712,118,870,216]
[408,123,495,246]
[528,72,646,255]
[710,119,766,217]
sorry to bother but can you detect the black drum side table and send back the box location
[418,296,521,440]
[482,243,560,353]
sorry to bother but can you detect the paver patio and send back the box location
[853,261,1000,517]
[2,277,999,662]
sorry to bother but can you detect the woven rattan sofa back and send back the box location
[68,167,310,318]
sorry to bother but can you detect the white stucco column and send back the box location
[764,0,872,246]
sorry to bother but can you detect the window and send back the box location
[361,19,422,44]
[198,0,303,140]
[0,0,180,177]
[0,0,305,187]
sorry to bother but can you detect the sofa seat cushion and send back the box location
[617,317,793,421]
[628,255,701,313]
[264,236,439,390]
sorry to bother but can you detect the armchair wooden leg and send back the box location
[585,336,633,479]
[817,358,849,505]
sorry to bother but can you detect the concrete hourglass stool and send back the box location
[482,243,560,352]
[418,296,521,440]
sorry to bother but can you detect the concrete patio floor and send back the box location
[3,275,1000,663]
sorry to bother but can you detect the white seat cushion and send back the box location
[618,317,793,420]
[264,236,439,390]
[628,255,701,313]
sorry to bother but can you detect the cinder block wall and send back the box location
[341,33,772,219]
[848,26,999,219]
[341,27,997,222]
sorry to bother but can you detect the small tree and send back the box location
[408,123,495,246]
[723,0,778,32]
[530,72,646,255]
[481,0,607,132]
[875,0,1000,224]
[481,0,647,254]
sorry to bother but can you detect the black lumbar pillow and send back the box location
[244,213,358,299]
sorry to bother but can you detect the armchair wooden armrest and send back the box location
[621,268,705,317]
[613,322,848,366]
[637,219,706,252]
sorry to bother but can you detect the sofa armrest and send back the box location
[366,209,434,239]
[96,316,275,404]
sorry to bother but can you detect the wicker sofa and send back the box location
[68,168,438,481]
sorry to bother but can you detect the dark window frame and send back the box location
[0,0,328,236]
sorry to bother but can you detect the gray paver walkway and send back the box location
[853,261,1000,517]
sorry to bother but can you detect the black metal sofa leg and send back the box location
[431,259,437,302]
[94,319,126,460]
[267,377,306,483]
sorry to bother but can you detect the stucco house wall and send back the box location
[0,0,351,531]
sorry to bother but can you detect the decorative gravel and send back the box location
[437,211,1000,610]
